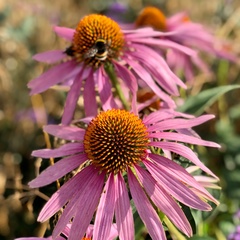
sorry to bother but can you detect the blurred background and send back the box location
[0,0,239,239]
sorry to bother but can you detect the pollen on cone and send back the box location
[70,14,124,67]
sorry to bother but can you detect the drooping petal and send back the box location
[28,61,76,95]
[129,48,179,96]
[33,50,66,63]
[29,153,87,188]
[134,165,192,237]
[53,26,75,41]
[15,238,50,240]
[150,154,219,204]
[114,61,138,96]
[97,67,118,110]
[61,224,71,238]
[143,110,194,125]
[37,166,98,222]
[124,57,176,108]
[143,110,177,125]
[50,166,104,239]
[144,160,211,211]
[85,225,94,238]
[147,114,216,132]
[43,125,85,141]
[32,142,84,158]
[114,61,138,114]
[93,173,115,240]
[149,141,218,178]
[61,67,92,125]
[166,12,188,28]
[131,37,196,56]
[67,171,105,240]
[148,132,220,148]
[83,71,98,117]
[107,224,118,240]
[128,169,166,240]
[131,43,187,90]
[124,27,177,38]
[115,173,134,240]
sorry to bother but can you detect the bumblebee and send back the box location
[84,39,111,60]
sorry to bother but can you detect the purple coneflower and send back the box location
[29,109,219,240]
[29,13,195,124]
[135,6,237,82]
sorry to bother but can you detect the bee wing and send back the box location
[84,48,98,59]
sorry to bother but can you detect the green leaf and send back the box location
[178,85,240,115]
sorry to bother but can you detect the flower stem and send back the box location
[163,216,186,240]
[43,131,60,190]
[104,63,130,110]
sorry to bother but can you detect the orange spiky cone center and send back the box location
[84,109,149,174]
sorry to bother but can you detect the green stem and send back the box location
[163,216,187,240]
[104,63,130,110]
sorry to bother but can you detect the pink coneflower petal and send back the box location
[48,167,104,239]
[62,224,71,237]
[107,224,118,240]
[53,26,75,41]
[114,61,138,113]
[61,68,93,125]
[143,110,177,124]
[93,173,115,240]
[134,165,192,236]
[113,61,138,110]
[43,125,85,141]
[150,154,219,204]
[149,132,220,148]
[194,176,220,185]
[123,27,175,38]
[129,44,185,94]
[150,141,217,178]
[128,169,166,240]
[59,169,105,240]
[29,153,87,188]
[115,173,134,240]
[37,167,96,222]
[144,160,211,211]
[145,110,195,124]
[167,12,187,28]
[132,38,196,56]
[124,57,176,108]
[32,142,84,158]
[83,71,98,116]
[147,114,216,132]
[33,50,66,63]
[97,67,118,110]
[16,238,52,240]
[114,61,137,94]
[28,61,76,95]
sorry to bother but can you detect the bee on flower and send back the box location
[29,13,196,124]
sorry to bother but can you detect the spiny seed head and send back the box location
[84,109,149,174]
[67,14,124,68]
[135,6,167,31]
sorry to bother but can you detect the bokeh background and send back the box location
[0,0,240,239]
